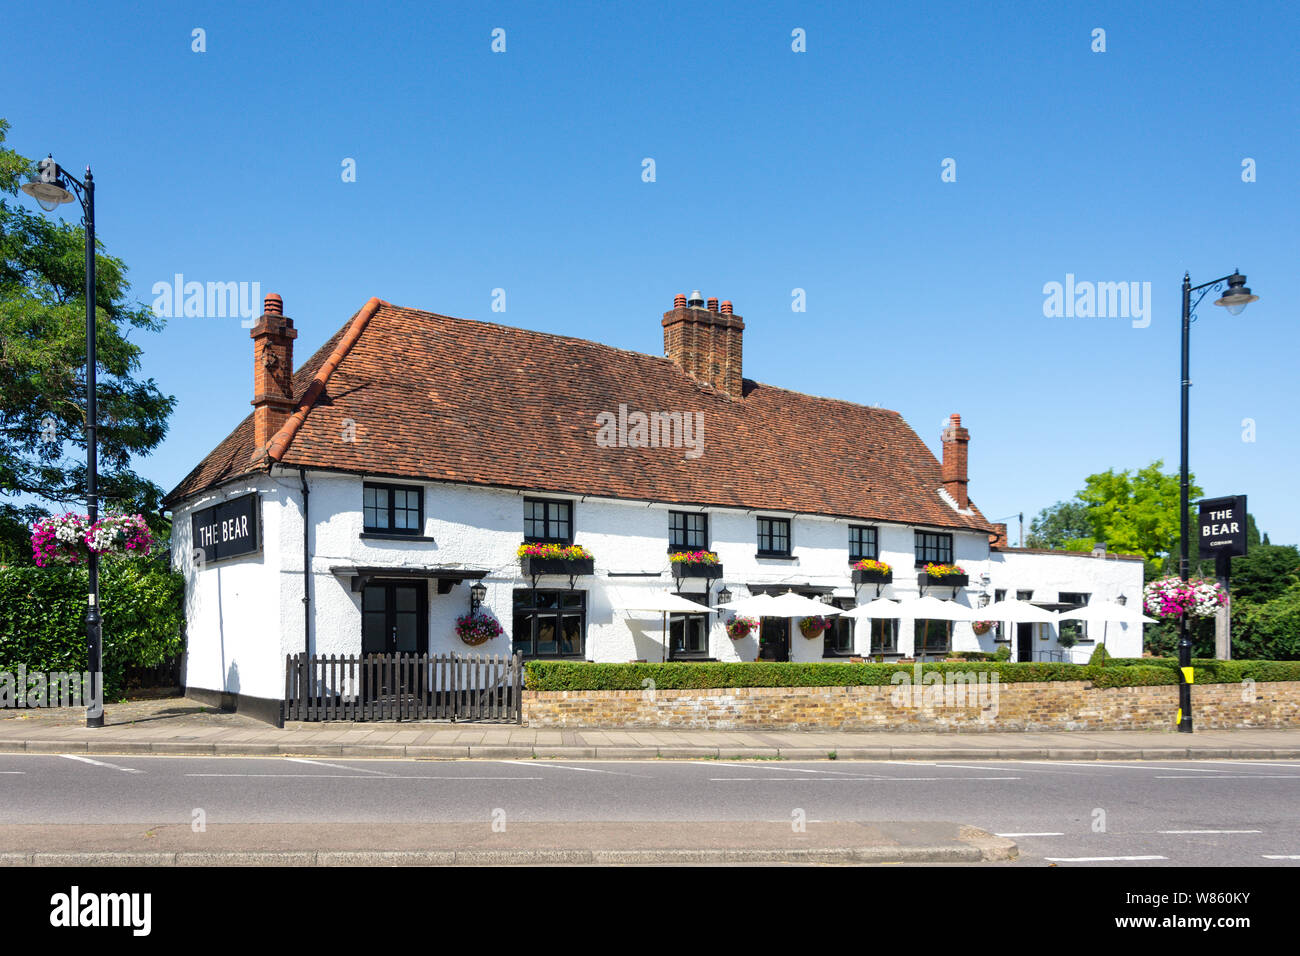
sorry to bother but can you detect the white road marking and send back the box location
[497,760,647,777]
[723,764,883,777]
[1263,855,1300,860]
[0,771,25,774]
[184,773,544,779]
[284,757,391,776]
[58,754,143,774]
[1045,855,1167,862]
[935,763,1089,775]
[1159,829,1262,834]
[707,776,1021,782]
[997,832,1065,837]
[1155,775,1300,779]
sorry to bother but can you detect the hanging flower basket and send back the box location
[851,558,893,585]
[799,615,833,639]
[31,512,153,567]
[972,620,996,636]
[1143,577,1227,619]
[726,616,758,640]
[455,612,504,646]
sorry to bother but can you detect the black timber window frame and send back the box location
[822,597,856,657]
[914,531,953,567]
[1058,592,1092,643]
[669,511,709,553]
[668,591,711,660]
[756,517,792,557]
[916,619,953,656]
[848,525,879,563]
[512,588,586,659]
[363,482,424,535]
[524,497,574,544]
[869,618,898,656]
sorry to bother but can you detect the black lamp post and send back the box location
[21,156,102,729]
[1177,270,1258,733]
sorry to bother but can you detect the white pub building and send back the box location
[166,292,1142,723]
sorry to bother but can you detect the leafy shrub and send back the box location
[523,658,1300,692]
[0,557,184,699]
[1088,643,1112,666]
[1089,666,1178,688]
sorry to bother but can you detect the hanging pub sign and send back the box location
[1198,494,1248,559]
[191,493,261,563]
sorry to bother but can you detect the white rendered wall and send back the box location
[174,469,1146,698]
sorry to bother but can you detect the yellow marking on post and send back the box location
[1182,667,1195,684]
[1175,708,1182,725]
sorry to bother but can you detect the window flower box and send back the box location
[518,543,595,577]
[851,558,893,585]
[917,563,968,590]
[670,551,723,580]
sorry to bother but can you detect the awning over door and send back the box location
[330,565,490,593]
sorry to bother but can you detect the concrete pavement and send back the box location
[2,698,1299,761]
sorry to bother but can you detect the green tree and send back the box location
[1078,460,1200,576]
[0,119,175,561]
[1026,500,1095,549]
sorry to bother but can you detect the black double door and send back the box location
[362,582,429,655]
[361,582,429,698]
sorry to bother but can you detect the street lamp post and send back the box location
[1177,270,1258,733]
[21,156,103,729]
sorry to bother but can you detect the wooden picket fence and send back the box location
[283,652,523,723]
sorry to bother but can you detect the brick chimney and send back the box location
[941,413,970,509]
[990,522,1008,548]
[662,292,744,398]
[249,293,298,449]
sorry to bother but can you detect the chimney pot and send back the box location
[673,293,687,308]
[663,291,744,398]
[250,295,297,450]
[941,412,971,510]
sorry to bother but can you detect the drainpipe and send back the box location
[299,467,311,655]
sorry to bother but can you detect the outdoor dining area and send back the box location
[615,587,1155,663]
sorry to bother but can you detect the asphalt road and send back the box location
[2,754,1298,866]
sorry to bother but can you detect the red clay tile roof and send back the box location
[164,301,995,533]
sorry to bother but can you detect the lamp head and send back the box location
[21,156,76,211]
[1214,272,1258,315]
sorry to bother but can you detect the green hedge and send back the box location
[0,558,184,699]
[526,660,1090,691]
[524,659,1300,692]
[1089,665,1178,687]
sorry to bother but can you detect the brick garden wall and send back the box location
[522,681,1300,732]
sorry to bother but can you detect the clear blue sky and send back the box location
[4,0,1296,543]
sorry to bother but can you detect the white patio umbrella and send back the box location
[763,590,843,618]
[841,598,902,619]
[980,597,1059,662]
[981,597,1061,623]
[896,594,980,621]
[897,594,979,660]
[617,590,714,662]
[1057,601,1156,653]
[716,592,776,615]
